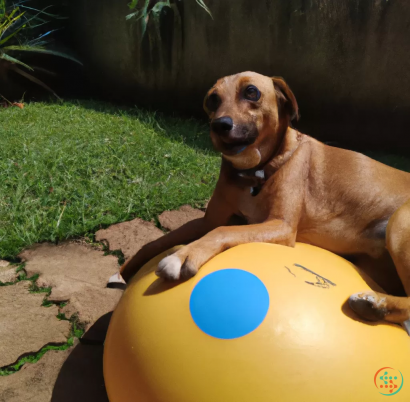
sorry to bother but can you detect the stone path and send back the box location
[0,282,70,368]
[0,260,16,284]
[0,205,204,401]
[19,243,123,330]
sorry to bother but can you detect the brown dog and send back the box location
[109,71,410,332]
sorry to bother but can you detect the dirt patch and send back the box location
[158,205,205,231]
[95,218,164,260]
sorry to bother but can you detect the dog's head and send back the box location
[203,71,298,170]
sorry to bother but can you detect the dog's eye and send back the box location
[206,93,221,112]
[244,85,261,101]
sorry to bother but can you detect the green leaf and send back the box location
[28,65,59,76]
[127,0,151,39]
[18,6,58,30]
[126,11,141,21]
[19,5,60,19]
[128,0,139,10]
[0,24,25,45]
[195,0,213,19]
[0,10,24,36]
[126,0,213,43]
[0,0,5,19]
[0,10,27,44]
[3,8,20,24]
[151,1,171,15]
[10,65,61,100]
[4,46,83,65]
[0,52,33,70]
[3,9,25,26]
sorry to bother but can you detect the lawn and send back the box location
[1,101,409,261]
[0,101,220,259]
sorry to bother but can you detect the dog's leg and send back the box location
[157,219,295,280]
[107,218,210,286]
[349,200,410,332]
[111,218,213,284]
[108,194,235,285]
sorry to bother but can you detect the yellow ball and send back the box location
[104,243,410,402]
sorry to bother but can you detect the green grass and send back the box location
[0,101,219,259]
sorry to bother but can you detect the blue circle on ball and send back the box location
[189,269,270,339]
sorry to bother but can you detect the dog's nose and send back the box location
[211,116,234,134]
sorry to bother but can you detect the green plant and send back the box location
[0,0,81,99]
[126,0,212,39]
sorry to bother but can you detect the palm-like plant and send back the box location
[127,0,212,39]
[0,0,81,100]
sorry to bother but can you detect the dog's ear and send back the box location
[203,84,219,116]
[271,77,299,121]
[203,92,210,115]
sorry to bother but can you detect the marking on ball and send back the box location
[189,269,270,339]
[284,264,337,289]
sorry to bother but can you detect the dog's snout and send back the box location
[211,116,234,134]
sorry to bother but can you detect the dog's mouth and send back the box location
[220,136,257,156]
[220,130,258,156]
[213,122,259,156]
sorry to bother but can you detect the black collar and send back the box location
[234,167,266,196]
[227,127,294,195]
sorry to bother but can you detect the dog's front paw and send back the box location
[156,255,183,280]
[156,251,200,281]
[348,291,388,321]
[107,272,126,289]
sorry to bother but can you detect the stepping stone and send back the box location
[19,243,119,302]
[95,218,163,260]
[0,281,70,367]
[0,268,17,284]
[0,261,14,283]
[0,348,72,402]
[19,243,122,330]
[61,287,122,332]
[158,205,205,231]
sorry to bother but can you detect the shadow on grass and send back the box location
[71,99,216,154]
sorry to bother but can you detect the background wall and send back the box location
[70,0,410,151]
